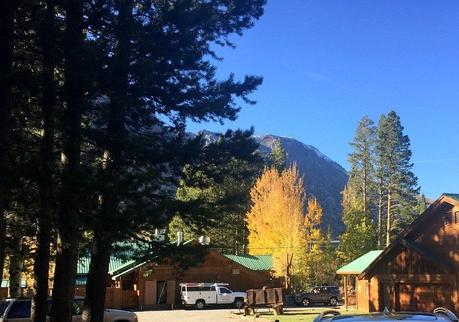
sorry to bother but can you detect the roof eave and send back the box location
[359,194,458,279]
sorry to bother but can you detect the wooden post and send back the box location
[344,275,348,310]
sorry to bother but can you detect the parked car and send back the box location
[313,308,459,322]
[0,297,138,322]
[180,282,246,310]
[295,286,342,307]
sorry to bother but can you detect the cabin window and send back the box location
[444,211,452,225]
[232,268,240,275]
[455,211,459,224]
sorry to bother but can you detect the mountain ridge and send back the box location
[256,134,347,235]
[199,131,348,235]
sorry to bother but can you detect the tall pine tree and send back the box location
[348,116,376,216]
[376,111,419,246]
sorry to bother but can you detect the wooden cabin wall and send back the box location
[137,251,278,308]
[364,201,459,314]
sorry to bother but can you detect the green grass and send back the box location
[234,307,361,322]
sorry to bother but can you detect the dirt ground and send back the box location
[134,308,251,322]
[134,306,339,322]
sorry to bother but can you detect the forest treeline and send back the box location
[0,1,266,322]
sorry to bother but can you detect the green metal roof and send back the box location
[443,193,459,202]
[77,256,137,276]
[336,250,383,275]
[223,254,272,271]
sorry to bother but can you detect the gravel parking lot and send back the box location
[134,308,249,322]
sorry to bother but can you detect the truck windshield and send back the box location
[0,301,9,317]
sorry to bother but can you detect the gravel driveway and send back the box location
[134,308,250,322]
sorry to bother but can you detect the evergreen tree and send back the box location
[268,139,287,171]
[32,1,58,321]
[51,1,88,321]
[376,111,419,246]
[0,1,18,287]
[169,129,264,254]
[80,1,266,321]
[348,116,376,216]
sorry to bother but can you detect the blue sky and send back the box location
[188,0,459,199]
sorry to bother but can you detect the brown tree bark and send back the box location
[50,1,84,322]
[31,3,57,321]
[82,234,112,322]
[0,1,17,284]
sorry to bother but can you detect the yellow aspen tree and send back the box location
[246,164,308,289]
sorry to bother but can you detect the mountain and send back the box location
[198,131,348,235]
[256,135,348,235]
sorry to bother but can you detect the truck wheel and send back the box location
[302,298,311,307]
[195,299,206,310]
[234,298,244,309]
[329,297,338,306]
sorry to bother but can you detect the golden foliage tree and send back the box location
[246,165,322,290]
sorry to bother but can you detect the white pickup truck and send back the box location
[180,283,246,310]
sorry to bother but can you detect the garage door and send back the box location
[398,284,452,312]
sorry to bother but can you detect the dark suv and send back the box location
[295,286,342,307]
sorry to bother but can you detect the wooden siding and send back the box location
[361,198,459,314]
[137,251,279,308]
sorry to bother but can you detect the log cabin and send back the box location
[357,193,459,313]
[76,249,278,309]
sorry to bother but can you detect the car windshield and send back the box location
[0,301,9,317]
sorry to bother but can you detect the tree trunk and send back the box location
[82,234,112,322]
[9,236,23,298]
[32,219,52,322]
[386,189,392,247]
[51,1,84,321]
[363,168,367,215]
[83,1,131,320]
[51,236,79,322]
[32,2,56,322]
[0,1,17,283]
[377,180,383,249]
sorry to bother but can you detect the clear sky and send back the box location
[187,0,459,199]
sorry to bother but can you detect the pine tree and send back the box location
[0,1,18,287]
[32,1,58,321]
[51,1,87,321]
[376,111,419,246]
[348,116,376,216]
[80,1,266,320]
[172,130,264,254]
[268,139,287,171]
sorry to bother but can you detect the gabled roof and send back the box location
[77,256,137,276]
[336,250,383,275]
[223,254,272,271]
[359,193,459,279]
